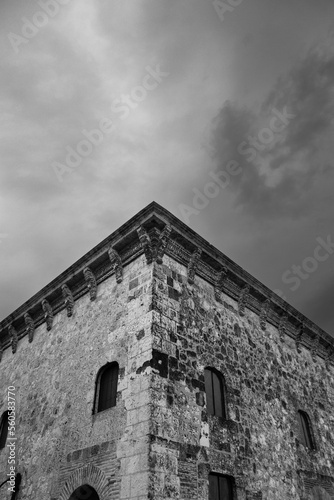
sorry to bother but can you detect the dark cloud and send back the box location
[209,34,334,218]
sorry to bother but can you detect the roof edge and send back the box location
[0,202,333,366]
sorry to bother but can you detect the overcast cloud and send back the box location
[1,0,334,336]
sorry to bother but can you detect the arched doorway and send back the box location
[58,464,111,500]
[69,484,100,500]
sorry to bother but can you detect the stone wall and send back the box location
[0,202,333,500]
[149,255,334,500]
[0,254,153,500]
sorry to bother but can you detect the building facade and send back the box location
[0,202,333,500]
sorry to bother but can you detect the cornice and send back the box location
[0,201,333,368]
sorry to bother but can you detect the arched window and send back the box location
[94,362,119,413]
[209,473,234,500]
[69,484,99,500]
[297,410,314,449]
[0,411,9,450]
[204,368,226,419]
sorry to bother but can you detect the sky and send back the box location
[1,0,334,336]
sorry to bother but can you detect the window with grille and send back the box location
[297,410,314,449]
[0,411,9,450]
[94,362,119,413]
[209,473,234,500]
[204,368,226,419]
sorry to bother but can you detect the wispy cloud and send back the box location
[208,35,334,218]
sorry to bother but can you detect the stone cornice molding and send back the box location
[238,284,251,317]
[83,267,97,301]
[42,299,53,331]
[61,284,74,317]
[214,265,227,302]
[259,299,271,331]
[107,247,123,283]
[278,315,287,342]
[0,202,332,366]
[24,313,35,343]
[187,248,202,285]
[8,324,18,354]
[137,224,172,265]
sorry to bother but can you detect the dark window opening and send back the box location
[297,410,314,449]
[204,368,226,419]
[69,484,99,500]
[94,362,119,413]
[209,473,234,500]
[0,411,9,450]
[10,473,22,500]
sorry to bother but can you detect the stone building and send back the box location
[0,201,333,500]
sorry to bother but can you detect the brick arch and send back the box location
[58,464,111,500]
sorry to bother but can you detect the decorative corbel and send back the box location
[311,333,320,362]
[214,265,227,302]
[108,247,123,283]
[24,313,35,343]
[238,284,250,317]
[42,299,53,331]
[325,346,334,370]
[83,267,97,301]
[137,224,172,265]
[295,323,304,353]
[8,324,18,354]
[137,226,153,264]
[259,299,271,330]
[155,224,172,264]
[187,248,202,285]
[278,314,287,342]
[62,284,74,317]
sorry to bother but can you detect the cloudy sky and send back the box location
[1,0,334,336]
